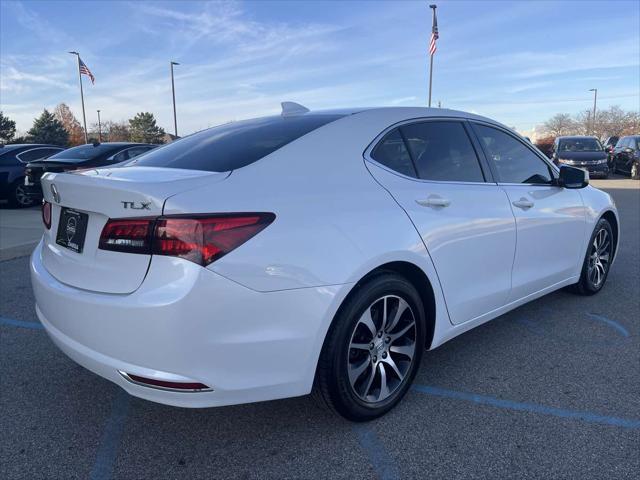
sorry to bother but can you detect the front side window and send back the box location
[474,124,552,184]
[370,129,416,177]
[400,121,485,182]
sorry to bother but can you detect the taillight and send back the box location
[99,218,153,254]
[153,213,275,266]
[42,201,51,229]
[99,213,275,266]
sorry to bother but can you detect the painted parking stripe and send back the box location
[0,316,44,330]
[586,313,630,337]
[353,424,400,480]
[413,385,640,429]
[89,389,131,480]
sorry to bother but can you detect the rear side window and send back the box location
[474,124,552,184]
[49,144,123,162]
[400,121,485,182]
[128,114,344,172]
[370,129,416,177]
[17,148,62,162]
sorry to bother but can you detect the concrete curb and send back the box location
[0,242,37,262]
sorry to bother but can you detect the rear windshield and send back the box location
[558,138,603,152]
[48,144,125,162]
[126,114,345,172]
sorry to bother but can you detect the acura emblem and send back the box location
[51,184,60,203]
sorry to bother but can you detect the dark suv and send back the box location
[612,135,640,179]
[0,144,65,207]
[24,142,157,200]
[551,136,609,178]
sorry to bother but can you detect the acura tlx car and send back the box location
[31,104,619,421]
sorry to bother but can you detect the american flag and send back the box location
[79,58,95,84]
[429,9,439,56]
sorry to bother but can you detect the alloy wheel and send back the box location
[347,295,417,403]
[14,184,34,207]
[587,227,611,288]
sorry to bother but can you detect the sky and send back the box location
[1,0,639,136]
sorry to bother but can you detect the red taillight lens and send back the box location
[42,201,51,230]
[99,218,153,254]
[153,213,275,266]
[98,213,275,265]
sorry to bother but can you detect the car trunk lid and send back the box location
[39,166,229,294]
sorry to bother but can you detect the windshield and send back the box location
[48,144,124,162]
[558,138,603,152]
[127,114,345,172]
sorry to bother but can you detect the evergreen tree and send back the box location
[128,112,165,144]
[0,111,17,143]
[27,109,69,146]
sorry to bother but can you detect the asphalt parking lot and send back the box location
[1,177,638,480]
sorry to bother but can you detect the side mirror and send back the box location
[558,165,589,189]
[624,147,634,154]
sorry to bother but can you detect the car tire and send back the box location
[8,180,36,208]
[313,272,426,421]
[569,218,614,296]
[632,162,639,180]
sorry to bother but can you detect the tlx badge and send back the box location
[121,201,151,210]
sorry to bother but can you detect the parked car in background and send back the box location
[603,136,619,167]
[31,105,618,421]
[0,144,65,207]
[24,142,157,200]
[612,135,640,179]
[551,136,609,178]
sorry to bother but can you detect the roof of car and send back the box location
[0,143,63,150]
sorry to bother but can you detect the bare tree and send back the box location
[541,113,577,137]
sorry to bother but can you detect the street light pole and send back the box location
[69,51,88,144]
[589,88,597,135]
[170,61,179,137]
[97,110,102,142]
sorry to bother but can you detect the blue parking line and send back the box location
[89,389,131,480]
[413,385,640,429]
[0,316,44,330]
[586,313,630,337]
[353,424,400,480]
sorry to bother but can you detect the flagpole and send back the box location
[428,5,437,108]
[170,61,179,137]
[69,51,88,143]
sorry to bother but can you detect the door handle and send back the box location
[416,196,451,208]
[512,198,534,210]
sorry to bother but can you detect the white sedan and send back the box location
[31,104,618,421]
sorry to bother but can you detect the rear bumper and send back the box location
[31,241,346,407]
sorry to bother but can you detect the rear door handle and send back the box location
[416,196,451,208]
[512,198,534,210]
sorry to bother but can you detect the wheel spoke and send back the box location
[386,298,409,334]
[390,343,414,360]
[348,358,370,385]
[376,363,390,401]
[599,253,610,263]
[380,297,389,332]
[358,308,377,338]
[389,321,415,342]
[383,355,403,380]
[350,342,371,351]
[361,364,376,398]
